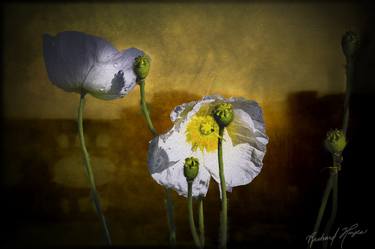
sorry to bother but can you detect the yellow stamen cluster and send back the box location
[186,115,219,152]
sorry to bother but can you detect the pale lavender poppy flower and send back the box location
[43,31,144,100]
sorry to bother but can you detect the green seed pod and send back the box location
[341,31,360,59]
[133,55,151,81]
[184,157,199,182]
[212,103,234,127]
[324,129,347,154]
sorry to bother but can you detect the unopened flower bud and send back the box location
[133,55,151,81]
[212,103,234,127]
[341,31,360,59]
[324,129,347,154]
[184,157,199,182]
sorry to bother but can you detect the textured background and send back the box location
[1,1,373,248]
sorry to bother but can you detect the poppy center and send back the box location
[185,115,219,152]
[199,120,215,135]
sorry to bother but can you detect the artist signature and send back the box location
[306,223,368,248]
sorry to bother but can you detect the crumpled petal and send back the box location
[43,31,143,100]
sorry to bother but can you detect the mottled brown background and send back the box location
[0,1,373,248]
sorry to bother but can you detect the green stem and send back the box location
[78,93,112,245]
[198,197,205,247]
[139,80,157,136]
[342,58,353,135]
[165,188,176,247]
[139,80,176,246]
[323,172,338,249]
[218,127,227,249]
[312,175,334,235]
[188,181,202,248]
[321,48,353,248]
[310,35,353,249]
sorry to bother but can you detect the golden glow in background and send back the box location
[3,3,362,120]
[1,2,364,246]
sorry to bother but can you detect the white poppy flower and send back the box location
[43,31,144,100]
[148,95,269,197]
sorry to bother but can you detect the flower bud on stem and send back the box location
[311,32,358,249]
[134,55,176,246]
[134,55,151,81]
[184,157,204,248]
[322,32,359,248]
[212,103,233,249]
[213,103,234,128]
[324,129,347,154]
[184,157,200,182]
[187,181,202,249]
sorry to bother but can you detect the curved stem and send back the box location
[78,93,112,245]
[198,197,205,247]
[139,80,176,246]
[218,127,227,249]
[139,80,157,136]
[188,181,202,248]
